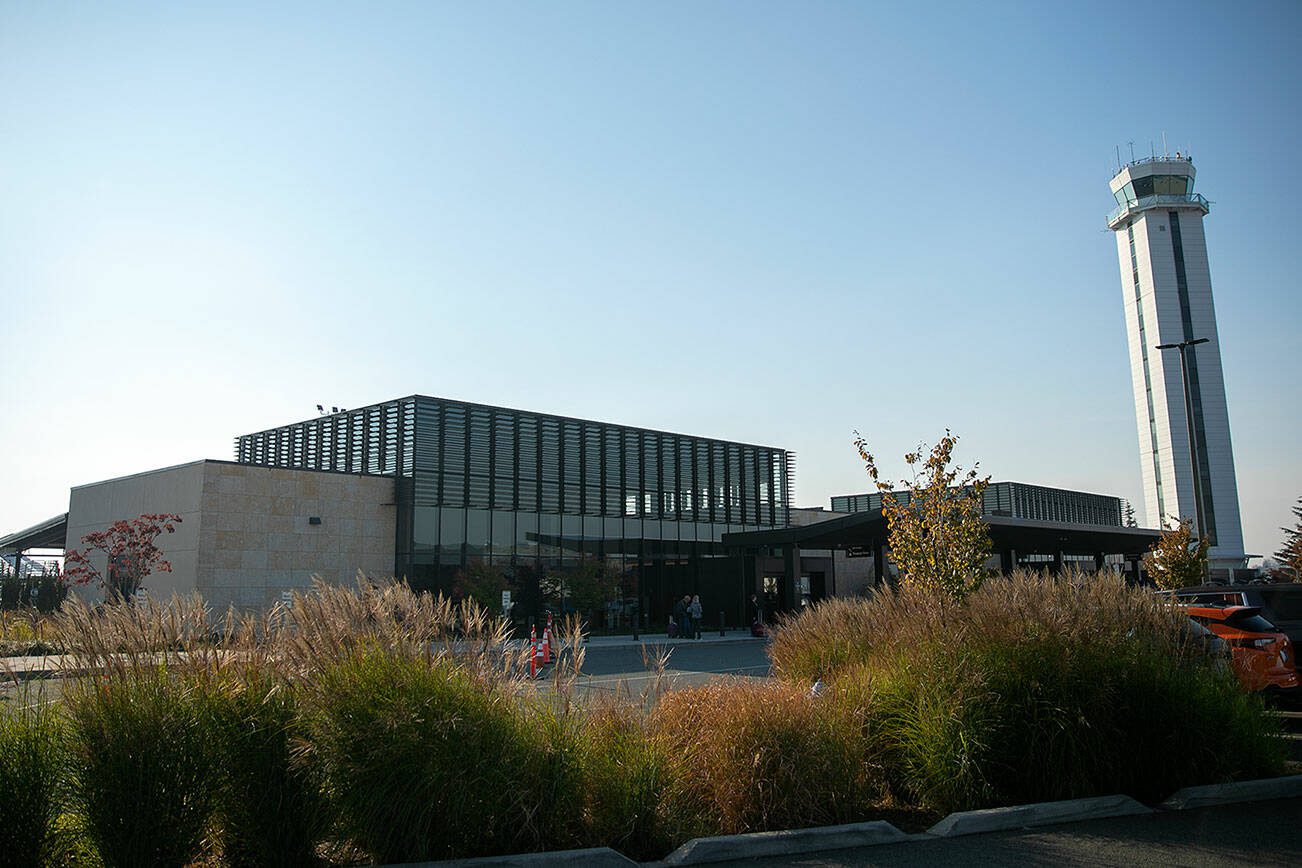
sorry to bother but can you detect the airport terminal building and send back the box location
[233,394,795,623]
[2,394,1163,624]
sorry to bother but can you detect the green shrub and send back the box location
[304,648,546,863]
[208,671,327,867]
[66,671,220,868]
[777,572,1286,814]
[651,679,880,841]
[0,697,68,868]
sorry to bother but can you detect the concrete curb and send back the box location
[926,794,1151,837]
[662,820,907,865]
[1161,774,1302,810]
[384,847,637,867]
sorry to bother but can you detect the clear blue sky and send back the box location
[2,2,1299,559]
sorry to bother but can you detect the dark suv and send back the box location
[1166,583,1302,647]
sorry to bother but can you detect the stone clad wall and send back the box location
[66,461,207,601]
[197,462,396,610]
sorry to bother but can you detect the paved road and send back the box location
[573,636,771,693]
[695,798,1302,868]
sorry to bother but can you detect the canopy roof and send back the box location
[0,513,68,555]
[723,509,1160,557]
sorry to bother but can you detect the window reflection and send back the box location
[465,509,489,557]
[413,507,438,552]
[516,511,539,559]
[491,510,514,557]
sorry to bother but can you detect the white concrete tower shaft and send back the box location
[1107,157,1244,573]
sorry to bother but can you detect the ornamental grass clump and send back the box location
[569,698,671,860]
[207,668,327,868]
[0,694,69,868]
[769,570,1285,814]
[651,679,880,841]
[303,647,544,863]
[65,670,221,868]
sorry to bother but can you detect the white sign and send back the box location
[281,591,293,605]
[501,590,512,610]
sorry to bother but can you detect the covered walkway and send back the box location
[722,509,1161,613]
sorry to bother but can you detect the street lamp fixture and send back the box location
[1155,338,1210,551]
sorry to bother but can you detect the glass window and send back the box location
[562,515,583,556]
[1224,612,1279,634]
[623,517,642,542]
[491,511,514,557]
[440,507,465,548]
[413,506,438,553]
[515,511,539,559]
[539,513,561,557]
[603,516,624,544]
[465,509,489,557]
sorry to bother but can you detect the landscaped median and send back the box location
[0,571,1292,867]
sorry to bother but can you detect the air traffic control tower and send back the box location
[1107,155,1245,575]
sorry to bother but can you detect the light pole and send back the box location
[1155,338,1210,546]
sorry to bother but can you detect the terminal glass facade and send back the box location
[235,395,793,623]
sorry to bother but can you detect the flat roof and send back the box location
[723,509,1160,557]
[238,394,791,454]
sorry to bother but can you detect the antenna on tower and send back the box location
[1115,145,1121,171]
[1162,131,1168,158]
[1128,141,1135,162]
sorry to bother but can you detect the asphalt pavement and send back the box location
[573,634,771,692]
[687,798,1302,868]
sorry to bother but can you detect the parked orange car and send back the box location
[1185,605,1298,695]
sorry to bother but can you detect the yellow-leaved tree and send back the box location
[854,430,991,602]
[1144,517,1209,590]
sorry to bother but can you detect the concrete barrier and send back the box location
[927,794,1151,837]
[1161,774,1302,810]
[663,820,907,865]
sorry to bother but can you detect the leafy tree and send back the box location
[552,558,622,619]
[64,513,181,603]
[505,562,558,621]
[854,430,991,602]
[451,561,509,611]
[1271,497,1302,583]
[1144,517,1209,590]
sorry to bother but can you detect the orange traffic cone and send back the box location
[532,636,545,678]
[542,625,552,664]
[529,624,539,678]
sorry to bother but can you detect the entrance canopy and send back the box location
[723,509,1160,567]
[0,513,68,556]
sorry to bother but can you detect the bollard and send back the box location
[631,603,639,642]
[719,611,725,637]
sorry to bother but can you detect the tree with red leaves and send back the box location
[64,513,182,603]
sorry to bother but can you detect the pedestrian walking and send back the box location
[688,594,703,639]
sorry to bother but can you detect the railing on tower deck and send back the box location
[1108,192,1210,227]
